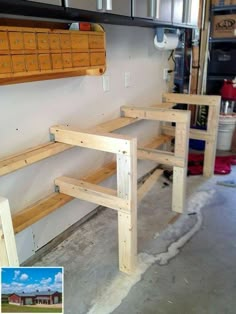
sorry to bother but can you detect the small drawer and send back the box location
[50,33,60,50]
[37,33,49,50]
[60,34,71,50]
[38,54,51,70]
[12,55,26,73]
[90,52,105,66]
[62,53,72,68]
[72,53,90,67]
[9,32,24,50]
[0,56,12,74]
[25,55,39,71]
[89,35,104,49]
[24,32,36,50]
[0,31,9,50]
[51,54,63,69]
[71,34,88,50]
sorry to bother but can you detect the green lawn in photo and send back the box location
[1,303,62,313]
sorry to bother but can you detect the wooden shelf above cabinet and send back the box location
[0,26,106,85]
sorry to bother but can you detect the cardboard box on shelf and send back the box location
[212,0,234,5]
[212,14,236,38]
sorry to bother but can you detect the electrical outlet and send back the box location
[125,72,131,88]
[102,75,110,92]
[163,68,169,81]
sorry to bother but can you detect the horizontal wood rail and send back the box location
[161,125,214,141]
[138,148,185,167]
[50,125,134,155]
[55,177,131,213]
[121,106,190,123]
[162,93,221,107]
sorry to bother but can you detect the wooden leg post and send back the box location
[117,138,137,273]
[0,197,19,266]
[172,166,187,213]
[203,106,219,177]
[172,116,190,213]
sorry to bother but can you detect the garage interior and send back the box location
[0,0,236,313]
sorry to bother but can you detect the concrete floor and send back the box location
[34,167,236,314]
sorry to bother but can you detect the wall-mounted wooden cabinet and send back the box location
[0,26,106,85]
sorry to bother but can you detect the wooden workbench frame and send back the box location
[121,106,191,213]
[0,197,19,267]
[50,125,137,274]
[161,93,221,177]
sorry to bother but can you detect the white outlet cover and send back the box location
[125,72,131,88]
[102,76,110,92]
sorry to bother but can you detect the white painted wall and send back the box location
[0,24,170,263]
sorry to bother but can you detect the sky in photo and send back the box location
[1,267,63,294]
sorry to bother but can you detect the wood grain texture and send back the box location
[117,138,137,273]
[163,93,221,107]
[121,106,190,123]
[0,197,19,266]
[138,148,185,167]
[50,125,134,155]
[55,176,131,213]
[0,142,72,177]
[138,169,163,202]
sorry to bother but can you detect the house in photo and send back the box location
[35,291,61,305]
[8,291,61,306]
[9,293,35,306]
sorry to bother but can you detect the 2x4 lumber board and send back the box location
[0,197,19,266]
[172,120,190,214]
[161,125,213,141]
[142,135,173,149]
[117,138,137,273]
[0,117,139,178]
[90,117,138,133]
[50,125,134,156]
[12,134,172,234]
[0,228,9,266]
[12,193,73,234]
[162,93,221,107]
[203,105,220,177]
[55,177,131,213]
[138,148,185,167]
[121,106,190,123]
[0,142,72,177]
[172,167,188,214]
[138,169,163,202]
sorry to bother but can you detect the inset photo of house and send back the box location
[1,267,63,313]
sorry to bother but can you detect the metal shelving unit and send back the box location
[207,4,236,95]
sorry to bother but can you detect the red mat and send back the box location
[188,154,236,175]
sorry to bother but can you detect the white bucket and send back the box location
[217,116,236,151]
